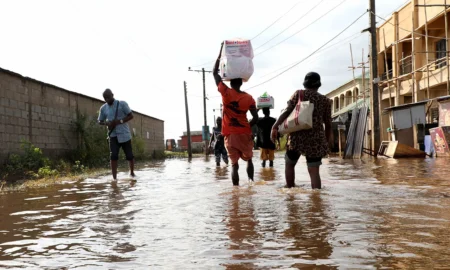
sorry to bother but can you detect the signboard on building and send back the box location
[439,100,450,127]
[429,127,450,156]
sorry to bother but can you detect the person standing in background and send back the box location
[210,117,229,166]
[256,108,280,167]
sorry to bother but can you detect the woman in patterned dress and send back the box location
[271,72,333,189]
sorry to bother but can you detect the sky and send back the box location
[0,0,409,140]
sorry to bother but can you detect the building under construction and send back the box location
[376,0,450,153]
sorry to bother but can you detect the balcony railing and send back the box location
[380,69,393,81]
[400,57,412,75]
[433,57,447,69]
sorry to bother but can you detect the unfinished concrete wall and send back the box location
[0,68,164,163]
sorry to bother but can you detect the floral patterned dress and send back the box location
[285,89,332,158]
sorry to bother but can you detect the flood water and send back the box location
[1,153,450,269]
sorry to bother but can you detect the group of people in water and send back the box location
[209,107,280,169]
[97,42,333,190]
[212,42,333,189]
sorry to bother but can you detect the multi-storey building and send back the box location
[325,74,371,153]
[377,0,450,141]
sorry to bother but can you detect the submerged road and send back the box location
[1,153,450,269]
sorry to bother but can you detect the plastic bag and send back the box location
[220,39,254,82]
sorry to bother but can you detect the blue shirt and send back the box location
[98,100,132,143]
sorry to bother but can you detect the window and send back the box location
[404,96,413,104]
[436,39,447,68]
[431,108,439,123]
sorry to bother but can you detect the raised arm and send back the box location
[213,42,224,86]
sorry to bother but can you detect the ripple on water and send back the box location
[0,157,450,269]
[10,210,52,216]
[24,196,48,201]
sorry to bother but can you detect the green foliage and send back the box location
[55,160,72,175]
[131,135,146,160]
[1,110,166,182]
[69,111,110,168]
[72,160,87,174]
[152,150,166,159]
[4,140,51,177]
[164,151,201,159]
[35,166,59,178]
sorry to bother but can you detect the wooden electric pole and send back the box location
[369,0,381,155]
[188,67,212,155]
[184,81,192,159]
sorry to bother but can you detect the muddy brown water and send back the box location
[1,153,450,269]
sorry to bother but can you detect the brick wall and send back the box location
[0,68,164,163]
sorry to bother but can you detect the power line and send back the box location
[253,0,326,50]
[257,31,363,79]
[254,0,350,57]
[250,0,305,41]
[245,11,367,91]
[379,0,410,21]
[189,0,305,69]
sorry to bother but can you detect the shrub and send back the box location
[4,140,51,177]
[69,112,110,168]
[72,160,87,174]
[35,166,59,178]
[132,135,146,160]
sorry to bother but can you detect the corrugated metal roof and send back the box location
[383,100,428,112]
[382,96,450,114]
[332,98,370,117]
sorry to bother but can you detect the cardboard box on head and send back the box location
[220,39,254,82]
[256,92,274,109]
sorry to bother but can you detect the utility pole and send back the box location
[213,104,223,127]
[369,0,381,156]
[188,67,212,156]
[184,81,192,159]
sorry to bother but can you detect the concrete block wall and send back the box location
[0,68,164,163]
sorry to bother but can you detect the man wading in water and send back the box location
[213,42,259,186]
[98,89,135,180]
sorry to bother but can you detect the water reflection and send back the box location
[259,168,276,182]
[223,188,259,269]
[283,193,336,269]
[96,181,137,262]
[1,156,450,269]
[215,166,230,181]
